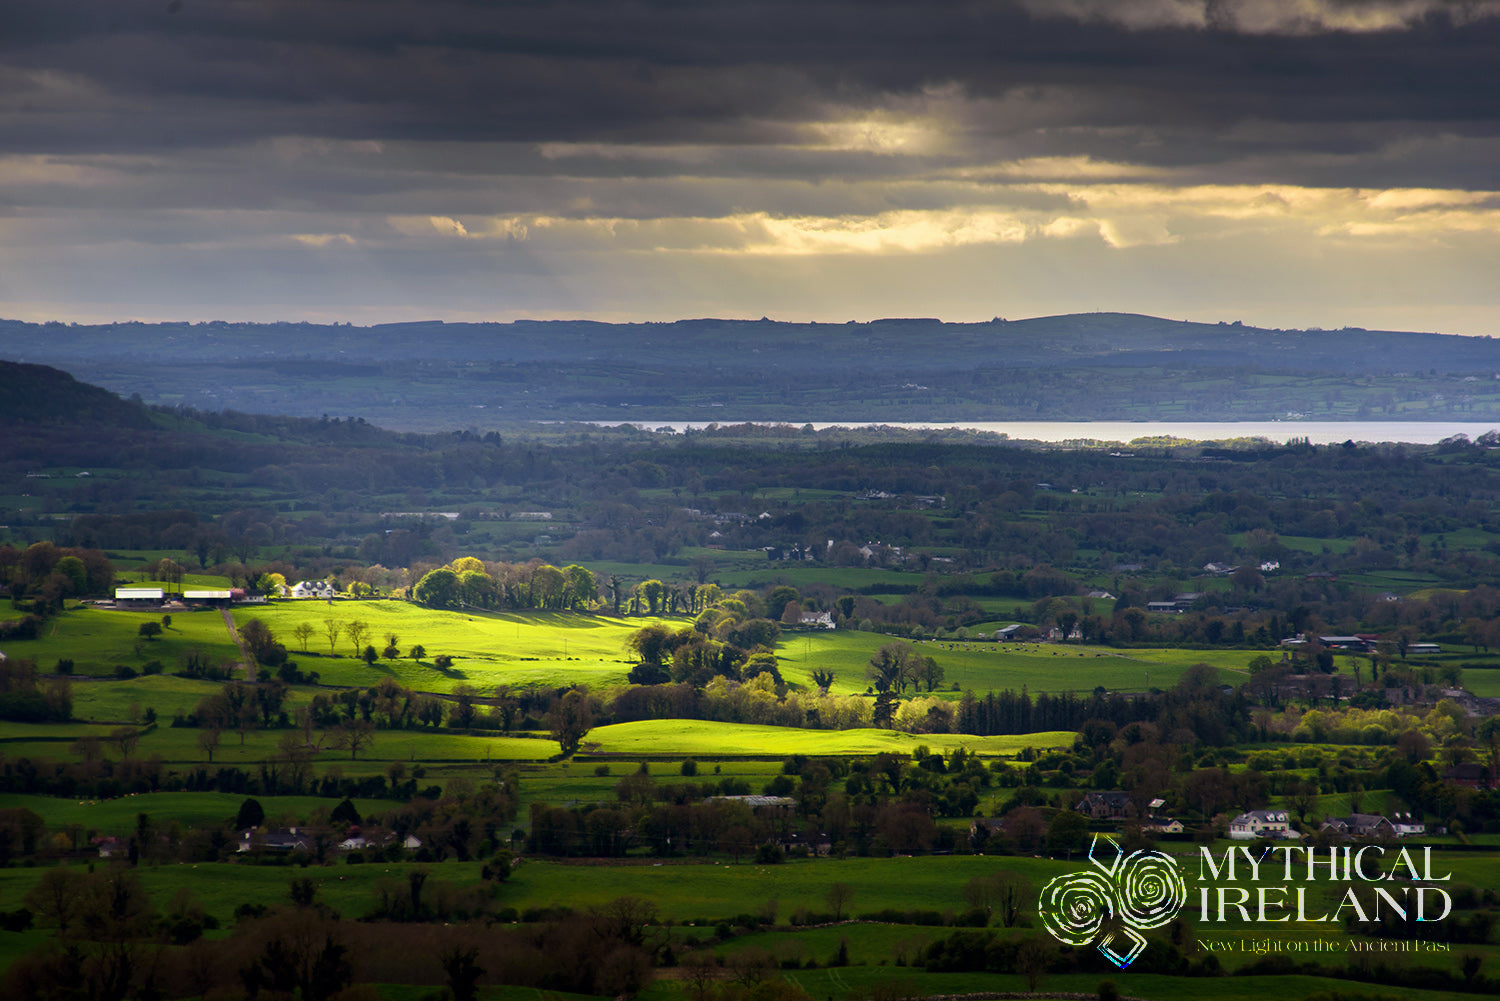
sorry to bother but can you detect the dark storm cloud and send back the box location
[1,0,1497,187]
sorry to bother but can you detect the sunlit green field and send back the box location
[777,631,1253,695]
[13,604,1269,742]
[581,720,1075,757]
[232,602,667,692]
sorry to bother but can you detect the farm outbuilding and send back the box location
[114,587,164,609]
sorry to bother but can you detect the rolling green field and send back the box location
[11,600,1267,724]
[579,720,1075,758]
[777,631,1252,695]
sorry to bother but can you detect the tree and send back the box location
[826,881,854,920]
[413,568,462,609]
[24,866,86,938]
[811,668,836,691]
[322,620,342,654]
[637,579,668,614]
[1045,810,1089,859]
[1016,938,1054,993]
[292,622,314,651]
[964,871,1032,927]
[137,620,162,641]
[332,720,376,760]
[346,620,370,657]
[867,641,919,694]
[109,726,141,760]
[441,946,485,1001]
[361,645,379,668]
[236,797,266,829]
[918,656,944,692]
[196,726,221,763]
[408,644,426,660]
[547,690,594,757]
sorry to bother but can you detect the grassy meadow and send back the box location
[4,592,1496,1001]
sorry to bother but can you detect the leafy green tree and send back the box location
[413,568,461,609]
[637,579,668,614]
[236,797,266,829]
[137,621,162,641]
[547,690,594,757]
[1045,810,1089,859]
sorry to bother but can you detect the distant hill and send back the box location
[0,360,152,428]
[3,313,1499,427]
[2,312,1497,372]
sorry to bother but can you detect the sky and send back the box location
[2,0,1499,334]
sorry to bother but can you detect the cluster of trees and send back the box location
[624,593,783,687]
[0,542,114,613]
[528,749,997,861]
[0,659,72,723]
[412,557,598,611]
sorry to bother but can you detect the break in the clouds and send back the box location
[1,1,1498,333]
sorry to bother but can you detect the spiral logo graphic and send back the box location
[1038,867,1115,946]
[1036,835,1184,969]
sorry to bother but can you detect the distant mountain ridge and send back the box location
[1,312,1495,373]
[3,313,1498,428]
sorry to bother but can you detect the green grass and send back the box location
[0,791,402,833]
[234,602,666,692]
[581,720,1073,757]
[779,632,1253,695]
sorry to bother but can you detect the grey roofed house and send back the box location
[1229,809,1298,840]
[1320,814,1398,839]
[237,827,312,853]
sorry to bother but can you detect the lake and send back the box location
[609,420,1500,445]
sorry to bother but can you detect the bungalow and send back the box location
[237,827,312,854]
[1320,814,1398,839]
[291,580,336,599]
[1391,813,1426,838]
[1229,810,1298,840]
[799,611,835,629]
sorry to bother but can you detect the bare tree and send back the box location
[196,726,222,763]
[332,720,376,760]
[826,881,855,920]
[109,726,141,760]
[293,622,314,651]
[346,620,370,658]
[323,619,342,654]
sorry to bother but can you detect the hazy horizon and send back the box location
[1,2,1498,336]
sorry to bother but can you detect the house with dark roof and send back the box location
[1077,791,1135,821]
[1229,810,1298,840]
[1320,814,1398,839]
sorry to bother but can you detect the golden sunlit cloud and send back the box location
[303,181,1496,272]
[802,117,947,156]
[1024,0,1500,34]
[291,233,357,247]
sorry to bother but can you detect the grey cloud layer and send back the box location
[1,0,1497,186]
